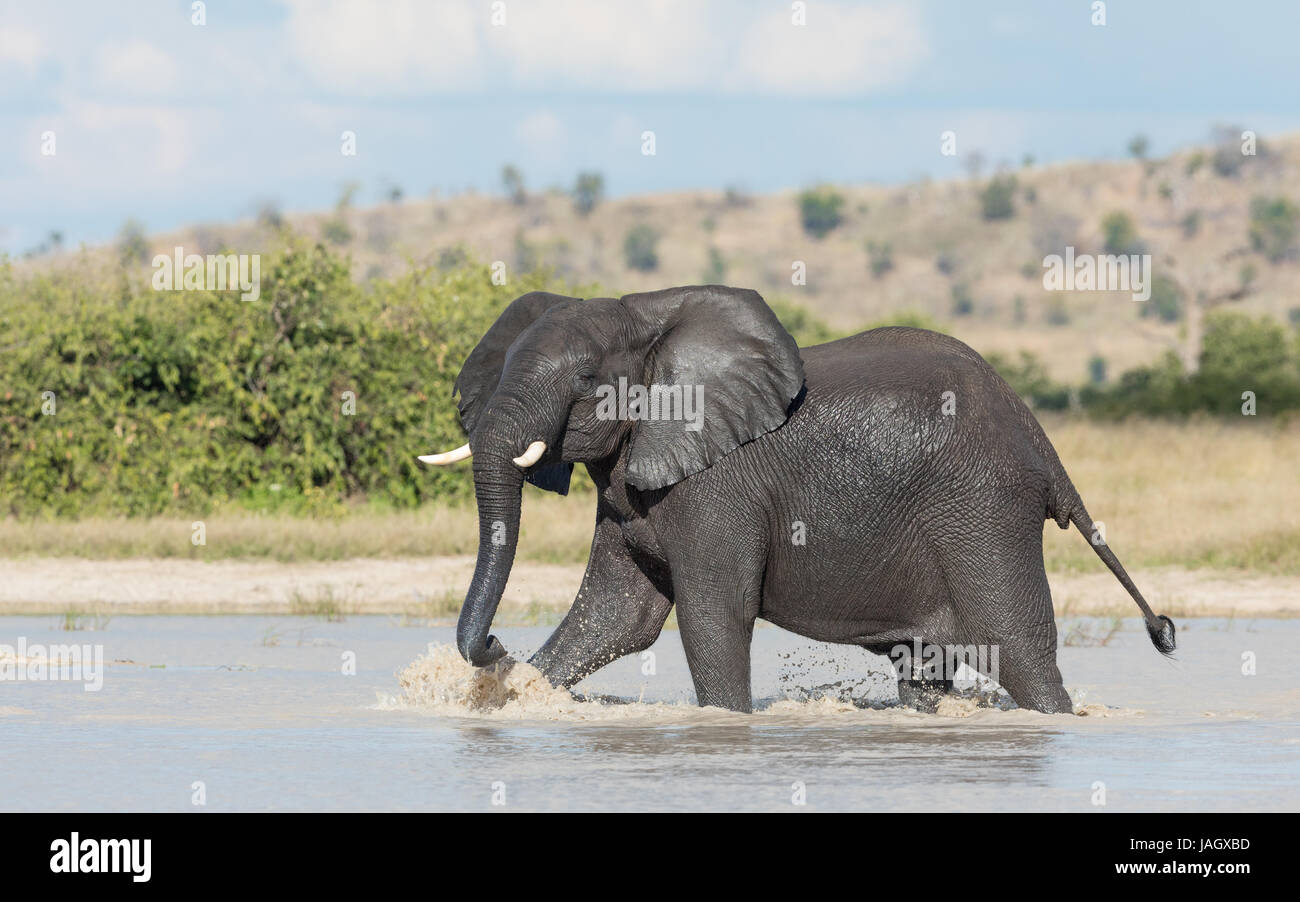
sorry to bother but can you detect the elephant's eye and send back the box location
[573,371,598,393]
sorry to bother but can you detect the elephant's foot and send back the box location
[896,679,954,713]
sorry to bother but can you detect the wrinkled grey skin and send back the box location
[444,286,1175,714]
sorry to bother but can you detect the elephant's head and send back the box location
[422,286,804,667]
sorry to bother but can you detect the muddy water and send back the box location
[1,615,1296,811]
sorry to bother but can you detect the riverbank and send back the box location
[0,556,1294,619]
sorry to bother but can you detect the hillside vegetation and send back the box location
[2,236,1298,522]
[21,129,1300,387]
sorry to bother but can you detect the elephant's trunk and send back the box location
[456,451,525,667]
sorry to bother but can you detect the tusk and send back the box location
[417,443,471,465]
[512,441,546,468]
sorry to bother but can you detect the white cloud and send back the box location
[0,25,44,72]
[24,101,192,188]
[728,3,929,95]
[95,41,180,96]
[487,0,719,92]
[278,0,928,96]
[282,0,482,92]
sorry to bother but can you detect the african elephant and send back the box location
[420,286,1175,714]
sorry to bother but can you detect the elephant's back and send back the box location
[800,327,991,394]
[772,325,1059,502]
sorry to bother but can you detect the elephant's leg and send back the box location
[997,657,1072,713]
[943,538,1074,715]
[991,635,1073,714]
[673,567,762,713]
[528,518,671,689]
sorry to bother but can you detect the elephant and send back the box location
[420,285,1175,714]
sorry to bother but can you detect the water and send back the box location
[2,615,1297,811]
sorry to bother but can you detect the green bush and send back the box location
[866,241,893,278]
[623,224,660,272]
[979,175,1017,221]
[1249,195,1299,263]
[0,237,563,516]
[985,351,1070,410]
[767,298,841,346]
[702,247,727,283]
[1140,274,1183,323]
[1101,211,1142,255]
[572,171,605,217]
[1083,312,1300,416]
[798,186,844,239]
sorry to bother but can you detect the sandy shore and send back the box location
[0,557,1295,618]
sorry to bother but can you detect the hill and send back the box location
[15,131,1300,385]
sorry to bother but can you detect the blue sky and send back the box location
[3,0,1299,255]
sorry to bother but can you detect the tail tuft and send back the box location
[1147,614,1177,656]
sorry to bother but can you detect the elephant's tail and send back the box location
[1067,507,1176,656]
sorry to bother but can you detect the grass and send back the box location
[286,586,351,622]
[2,417,1297,575]
[0,491,595,563]
[1040,415,1300,575]
[56,606,113,631]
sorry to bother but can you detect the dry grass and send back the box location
[1041,415,1300,575]
[0,491,596,563]
[2,418,1296,575]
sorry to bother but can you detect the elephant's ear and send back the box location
[453,290,578,495]
[620,286,805,492]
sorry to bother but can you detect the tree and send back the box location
[1101,211,1142,255]
[623,224,660,271]
[979,175,1017,221]
[501,165,526,205]
[1127,134,1150,160]
[1249,195,1299,262]
[116,219,148,266]
[798,186,844,239]
[573,171,604,216]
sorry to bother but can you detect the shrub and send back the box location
[572,171,604,217]
[1084,313,1300,416]
[1248,195,1299,263]
[866,241,894,278]
[985,351,1070,410]
[623,224,660,272]
[1211,127,1247,177]
[1101,211,1142,255]
[0,236,565,516]
[1045,296,1071,326]
[1088,355,1108,385]
[116,220,149,266]
[798,186,844,238]
[502,165,527,205]
[1140,274,1183,323]
[1191,312,1300,413]
[321,216,353,246]
[979,175,1017,220]
[702,247,727,283]
[950,283,974,316]
[766,298,840,346]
